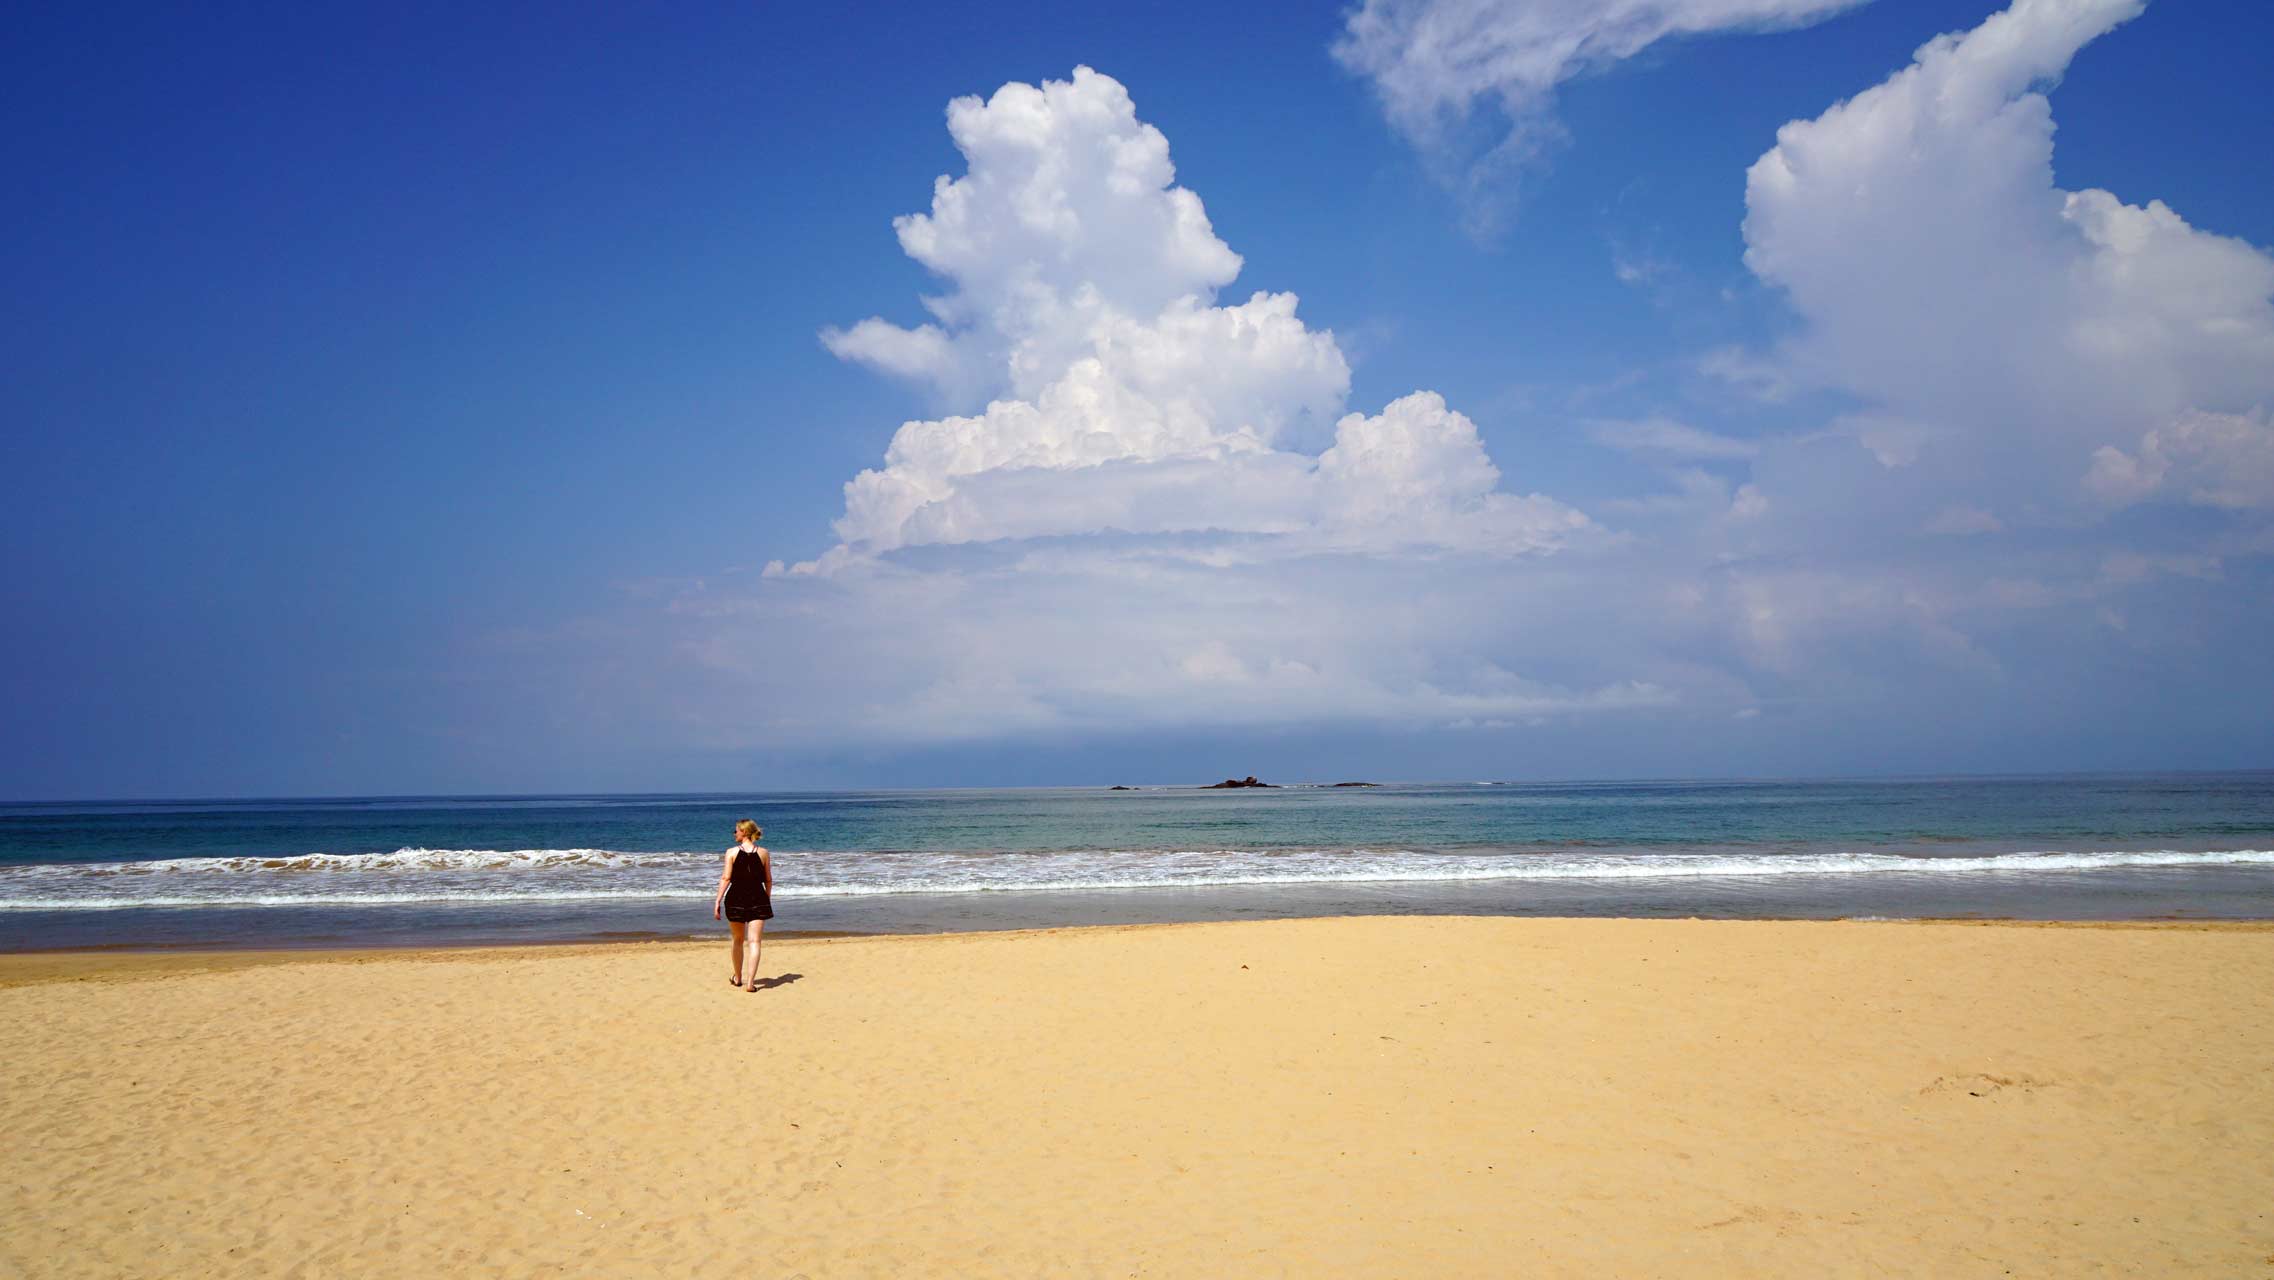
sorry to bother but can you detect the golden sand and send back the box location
[4,917,2271,1276]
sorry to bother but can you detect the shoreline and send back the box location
[0,926,877,961]
[13,855,2274,953]
[6,910,2274,980]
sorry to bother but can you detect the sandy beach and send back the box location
[5,916,2271,1276]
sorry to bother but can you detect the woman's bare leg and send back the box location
[743,920,764,988]
[727,920,747,985]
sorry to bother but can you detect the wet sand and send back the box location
[5,917,2271,1276]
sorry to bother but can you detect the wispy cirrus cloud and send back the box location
[1333,0,1870,232]
[1586,415,1759,460]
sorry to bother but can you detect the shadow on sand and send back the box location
[749,972,804,991]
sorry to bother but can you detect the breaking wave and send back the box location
[111,848,694,874]
[1,845,2271,911]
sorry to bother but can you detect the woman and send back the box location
[712,819,774,990]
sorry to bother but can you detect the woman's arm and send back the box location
[760,848,773,895]
[713,850,735,920]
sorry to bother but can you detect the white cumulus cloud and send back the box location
[1737,0,2274,510]
[819,66,1248,406]
[808,67,1588,567]
[2087,408,2274,510]
[701,67,1635,745]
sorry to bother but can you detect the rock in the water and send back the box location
[1108,785,1136,791]
[1330,781,1379,788]
[1202,776,1277,789]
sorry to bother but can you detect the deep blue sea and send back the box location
[4,774,2273,949]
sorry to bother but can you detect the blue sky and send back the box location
[5,0,2272,798]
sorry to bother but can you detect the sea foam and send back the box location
[111,848,693,874]
[2,845,2272,911]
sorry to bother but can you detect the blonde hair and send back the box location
[735,820,761,844]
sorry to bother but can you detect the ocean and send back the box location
[4,774,2273,950]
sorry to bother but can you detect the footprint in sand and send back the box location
[1919,1072,2055,1097]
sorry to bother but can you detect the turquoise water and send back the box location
[3,774,2272,948]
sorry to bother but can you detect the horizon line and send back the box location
[5,766,2272,808]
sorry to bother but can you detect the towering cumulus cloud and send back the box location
[1740,0,2274,513]
[559,5,2267,768]
[1335,0,1869,228]
[805,67,1586,567]
[700,68,1650,746]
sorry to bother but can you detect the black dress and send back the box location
[723,849,773,922]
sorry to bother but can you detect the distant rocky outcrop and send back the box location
[1330,782,1379,787]
[1108,785,1137,791]
[1203,776,1277,789]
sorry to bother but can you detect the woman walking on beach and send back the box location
[713,820,773,990]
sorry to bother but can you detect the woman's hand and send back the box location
[713,900,723,921]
